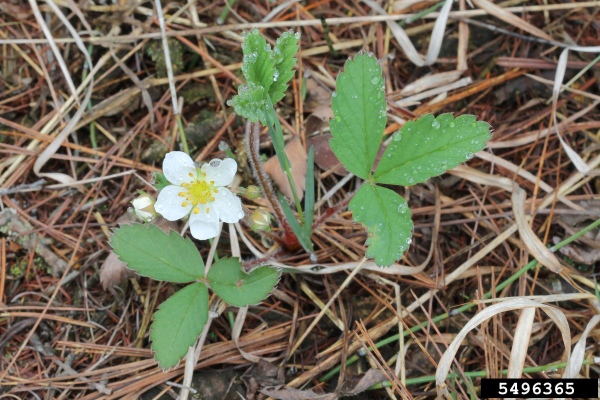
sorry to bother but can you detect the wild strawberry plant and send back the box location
[110,28,491,371]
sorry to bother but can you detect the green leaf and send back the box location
[330,53,387,180]
[269,31,300,103]
[110,223,204,282]
[278,193,314,253]
[231,29,277,123]
[207,258,280,307]
[304,145,315,241]
[150,282,208,370]
[153,172,171,190]
[373,114,491,185]
[231,82,268,123]
[241,29,276,91]
[349,184,413,267]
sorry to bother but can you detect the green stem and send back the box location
[228,311,235,331]
[217,0,237,25]
[399,1,445,26]
[320,218,600,382]
[176,114,190,155]
[373,358,597,388]
[287,167,305,226]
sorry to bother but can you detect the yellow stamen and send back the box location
[181,183,187,187]
[214,189,218,193]
[210,181,214,185]
[193,207,200,214]
[189,173,194,177]
[182,201,188,207]
[203,172,206,177]
[186,197,191,200]
[210,197,215,202]
[178,192,186,197]
[192,201,197,205]
[206,208,209,214]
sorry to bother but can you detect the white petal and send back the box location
[163,151,196,185]
[189,203,220,240]
[213,188,244,223]
[155,185,192,221]
[202,158,237,187]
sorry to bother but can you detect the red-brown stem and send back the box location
[245,120,294,241]
[242,249,288,269]
[312,190,355,231]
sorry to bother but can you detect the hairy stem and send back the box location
[245,120,293,240]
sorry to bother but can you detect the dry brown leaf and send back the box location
[304,78,332,110]
[305,105,333,137]
[308,134,348,176]
[436,298,572,399]
[338,369,388,396]
[512,182,562,273]
[565,314,600,378]
[471,0,554,42]
[400,70,463,96]
[506,308,535,382]
[264,136,307,201]
[553,236,600,265]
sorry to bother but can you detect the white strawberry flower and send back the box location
[154,151,244,240]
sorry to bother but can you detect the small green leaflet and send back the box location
[349,184,413,267]
[207,257,280,307]
[153,172,171,190]
[373,114,491,185]
[241,29,275,91]
[269,31,300,103]
[231,30,299,123]
[329,53,386,180]
[150,282,208,370]
[110,224,204,282]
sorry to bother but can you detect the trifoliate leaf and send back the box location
[153,172,171,190]
[241,29,276,91]
[150,282,208,370]
[373,114,491,185]
[330,53,387,180]
[269,31,300,103]
[349,184,413,267]
[207,257,280,307]
[110,224,204,282]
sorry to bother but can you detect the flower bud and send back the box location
[247,185,262,200]
[131,194,158,222]
[250,209,272,232]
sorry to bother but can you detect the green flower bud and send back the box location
[250,209,272,232]
[247,185,262,200]
[130,193,158,222]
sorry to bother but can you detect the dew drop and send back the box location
[449,122,456,128]
[406,237,412,245]
[371,76,379,84]
[393,131,402,141]
[332,91,338,98]
[335,115,341,122]
[407,176,414,183]
[398,203,407,213]
[226,99,233,106]
[128,207,134,213]
[466,152,474,160]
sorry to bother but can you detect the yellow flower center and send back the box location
[178,175,218,214]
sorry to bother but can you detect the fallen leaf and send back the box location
[339,369,388,396]
[264,136,307,201]
[553,236,600,265]
[308,134,348,176]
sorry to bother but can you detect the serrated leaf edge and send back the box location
[109,223,204,281]
[149,282,208,371]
